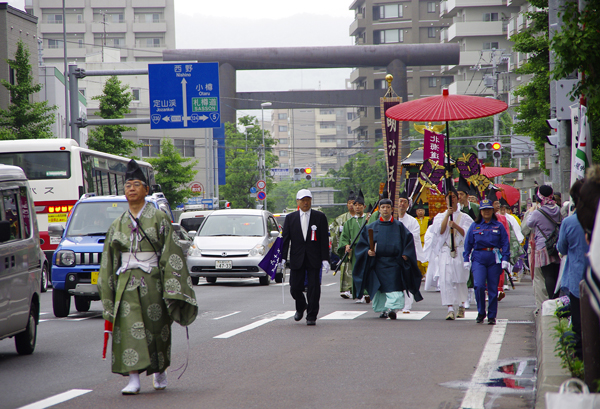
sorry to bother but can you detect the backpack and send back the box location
[537,208,562,258]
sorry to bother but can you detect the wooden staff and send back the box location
[368,229,375,252]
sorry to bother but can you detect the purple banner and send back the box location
[423,129,445,166]
[382,99,401,205]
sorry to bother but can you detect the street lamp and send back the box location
[244,125,254,150]
[260,102,272,210]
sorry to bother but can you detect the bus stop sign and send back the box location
[148,62,220,130]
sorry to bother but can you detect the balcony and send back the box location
[40,0,84,7]
[350,112,369,131]
[316,113,336,122]
[316,127,337,137]
[449,80,495,96]
[133,21,167,33]
[447,21,505,41]
[132,0,166,6]
[91,22,127,34]
[349,15,366,36]
[91,0,126,7]
[441,0,508,18]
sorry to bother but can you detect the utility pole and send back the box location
[62,0,69,139]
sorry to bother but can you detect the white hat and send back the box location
[296,189,312,200]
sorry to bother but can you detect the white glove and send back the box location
[463,262,471,271]
[501,260,511,271]
[322,260,330,274]
[279,260,286,270]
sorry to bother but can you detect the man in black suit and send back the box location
[281,189,330,325]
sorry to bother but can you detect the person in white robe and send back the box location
[429,186,474,320]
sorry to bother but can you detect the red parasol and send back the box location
[493,184,520,206]
[481,165,518,179]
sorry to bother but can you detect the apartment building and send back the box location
[505,0,534,107]
[25,0,175,66]
[348,0,452,143]
[439,0,520,102]
[271,107,357,179]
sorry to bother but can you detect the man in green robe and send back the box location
[330,191,356,297]
[337,190,368,301]
[98,160,198,395]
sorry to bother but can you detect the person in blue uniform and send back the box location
[463,199,510,325]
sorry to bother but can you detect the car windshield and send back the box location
[65,202,128,236]
[180,217,205,233]
[198,215,264,237]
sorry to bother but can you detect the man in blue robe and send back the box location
[353,198,423,319]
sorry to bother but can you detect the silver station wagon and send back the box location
[186,209,282,285]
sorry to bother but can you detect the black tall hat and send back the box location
[457,176,470,193]
[381,189,389,199]
[413,200,425,210]
[499,197,510,208]
[398,189,409,200]
[487,189,499,203]
[347,190,356,202]
[468,184,479,199]
[125,159,147,184]
[445,178,458,196]
[354,189,365,205]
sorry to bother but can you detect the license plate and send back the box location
[91,271,99,284]
[215,260,232,269]
[48,213,67,223]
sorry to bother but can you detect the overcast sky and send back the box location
[7,0,355,118]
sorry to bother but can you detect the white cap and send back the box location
[296,189,312,200]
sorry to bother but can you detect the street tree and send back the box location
[220,115,277,210]
[510,0,551,170]
[0,39,56,140]
[86,76,138,156]
[146,139,198,207]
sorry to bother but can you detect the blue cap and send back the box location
[479,199,494,210]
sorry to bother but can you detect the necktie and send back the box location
[301,212,308,240]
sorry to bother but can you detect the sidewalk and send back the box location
[535,299,571,409]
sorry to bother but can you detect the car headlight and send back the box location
[249,244,265,257]
[56,250,76,267]
[188,245,202,257]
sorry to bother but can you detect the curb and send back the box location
[535,299,571,409]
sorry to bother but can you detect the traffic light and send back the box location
[476,141,502,160]
[304,167,312,180]
[293,167,301,181]
[491,142,502,160]
[225,201,231,208]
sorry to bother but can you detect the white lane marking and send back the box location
[213,311,241,320]
[460,319,508,409]
[17,389,92,409]
[321,311,367,320]
[394,311,430,320]
[214,311,295,339]
[458,311,479,320]
[323,283,336,287]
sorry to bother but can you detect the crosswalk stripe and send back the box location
[17,389,92,409]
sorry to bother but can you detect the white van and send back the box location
[0,164,42,355]
[179,210,215,235]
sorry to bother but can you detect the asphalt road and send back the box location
[0,271,538,409]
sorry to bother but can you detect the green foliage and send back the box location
[550,0,600,121]
[0,40,56,139]
[553,312,584,379]
[146,139,198,207]
[220,115,278,210]
[86,76,138,156]
[268,179,313,214]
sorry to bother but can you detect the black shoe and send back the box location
[388,311,397,320]
[488,318,496,325]
[294,311,304,322]
[379,312,388,319]
[306,320,316,326]
[476,314,485,324]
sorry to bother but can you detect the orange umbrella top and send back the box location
[386,89,508,122]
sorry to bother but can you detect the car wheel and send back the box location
[15,302,37,355]
[259,275,270,286]
[275,272,283,284]
[206,277,217,284]
[52,289,71,317]
[74,296,91,312]
[191,276,199,286]
[40,263,49,293]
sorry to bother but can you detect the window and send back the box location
[77,14,83,23]
[320,136,335,143]
[320,109,334,115]
[347,126,352,134]
[429,77,437,87]
[48,39,64,49]
[278,113,287,120]
[112,38,125,48]
[111,13,124,23]
[279,138,288,144]
[174,139,195,158]
[279,150,289,157]
[47,14,62,24]
[79,88,86,97]
[428,27,436,38]
[143,13,160,23]
[483,13,499,21]
[140,138,161,157]
[146,38,161,47]
[483,42,499,50]
[347,112,354,120]
[78,39,84,48]
[378,4,402,19]
[374,107,381,120]
[427,2,436,13]
[374,79,387,89]
[377,29,403,44]
[375,129,383,141]
[278,125,288,132]
[131,89,140,101]
[2,189,21,240]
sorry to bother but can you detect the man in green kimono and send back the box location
[330,191,356,298]
[337,190,368,301]
[98,160,198,395]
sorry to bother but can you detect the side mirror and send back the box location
[0,220,10,243]
[48,223,65,238]
[270,231,280,238]
[188,230,197,236]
